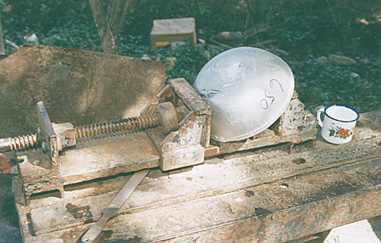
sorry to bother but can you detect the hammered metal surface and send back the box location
[194,47,294,142]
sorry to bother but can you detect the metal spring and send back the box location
[74,113,162,139]
[10,134,40,151]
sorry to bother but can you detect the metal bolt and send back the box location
[60,135,68,145]
[41,142,48,153]
[32,160,40,166]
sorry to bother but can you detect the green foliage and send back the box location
[0,0,6,8]
[293,55,380,113]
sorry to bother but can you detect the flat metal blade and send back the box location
[80,170,149,242]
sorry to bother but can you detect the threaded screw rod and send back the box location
[10,134,40,150]
[0,134,41,152]
[0,113,162,152]
[74,113,162,139]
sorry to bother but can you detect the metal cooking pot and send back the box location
[194,47,294,142]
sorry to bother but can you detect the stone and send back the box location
[316,56,328,63]
[329,54,356,65]
[350,72,360,78]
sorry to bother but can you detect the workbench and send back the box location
[11,110,380,242]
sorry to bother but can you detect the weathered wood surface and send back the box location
[0,45,167,137]
[14,110,381,242]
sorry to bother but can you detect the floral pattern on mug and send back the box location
[328,124,352,139]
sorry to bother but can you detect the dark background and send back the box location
[1,0,380,113]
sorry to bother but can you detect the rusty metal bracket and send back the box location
[37,101,59,169]
[143,78,213,171]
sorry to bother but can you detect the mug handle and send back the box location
[316,107,325,127]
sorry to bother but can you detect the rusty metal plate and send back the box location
[60,132,160,184]
[0,45,167,137]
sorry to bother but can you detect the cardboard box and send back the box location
[150,17,196,49]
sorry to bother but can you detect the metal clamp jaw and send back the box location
[37,102,76,169]
[142,78,213,171]
[14,102,76,204]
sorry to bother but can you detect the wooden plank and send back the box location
[14,111,381,242]
[16,155,381,242]
[159,160,380,243]
[24,136,381,235]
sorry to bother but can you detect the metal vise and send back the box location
[2,78,211,205]
[2,78,316,205]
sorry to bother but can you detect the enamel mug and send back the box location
[317,104,359,144]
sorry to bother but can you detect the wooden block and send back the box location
[150,18,196,49]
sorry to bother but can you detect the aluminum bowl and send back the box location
[194,47,294,142]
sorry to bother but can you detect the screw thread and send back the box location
[1,113,162,152]
[74,113,161,139]
[9,134,40,151]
